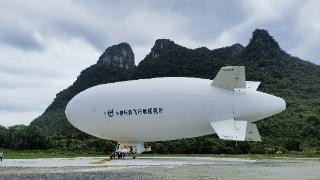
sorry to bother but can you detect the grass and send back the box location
[0,148,108,159]
[1,148,320,160]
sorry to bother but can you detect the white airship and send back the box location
[65,66,286,158]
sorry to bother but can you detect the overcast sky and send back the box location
[1,0,320,127]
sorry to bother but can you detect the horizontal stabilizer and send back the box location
[246,81,261,91]
[245,123,262,141]
[212,66,246,90]
[210,119,247,141]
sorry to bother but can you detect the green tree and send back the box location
[0,125,8,147]
[6,125,49,150]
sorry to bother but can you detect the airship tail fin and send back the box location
[212,66,246,90]
[210,120,262,141]
[246,81,261,91]
[245,123,262,141]
[210,119,247,141]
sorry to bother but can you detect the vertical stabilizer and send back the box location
[245,123,262,141]
[210,119,247,141]
[212,66,246,90]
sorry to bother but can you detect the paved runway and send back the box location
[0,156,256,167]
[1,156,320,179]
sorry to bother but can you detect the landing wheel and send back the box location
[133,155,136,159]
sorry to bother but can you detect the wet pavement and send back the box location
[0,156,320,179]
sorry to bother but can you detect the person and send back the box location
[0,152,3,162]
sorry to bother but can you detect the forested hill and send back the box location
[27,29,320,154]
[30,43,136,136]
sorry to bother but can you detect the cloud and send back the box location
[288,0,320,62]
[0,110,40,127]
[0,0,319,127]
[0,8,42,50]
[0,27,42,50]
[0,36,98,126]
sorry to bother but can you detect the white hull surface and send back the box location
[67,78,232,141]
[66,66,285,143]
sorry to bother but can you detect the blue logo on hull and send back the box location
[105,107,163,118]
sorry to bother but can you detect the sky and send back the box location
[1,0,320,127]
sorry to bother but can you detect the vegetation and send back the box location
[0,148,107,159]
[0,125,48,150]
[1,29,320,156]
[0,125,115,153]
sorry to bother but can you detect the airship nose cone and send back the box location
[65,94,89,130]
[65,98,78,128]
[65,91,106,139]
